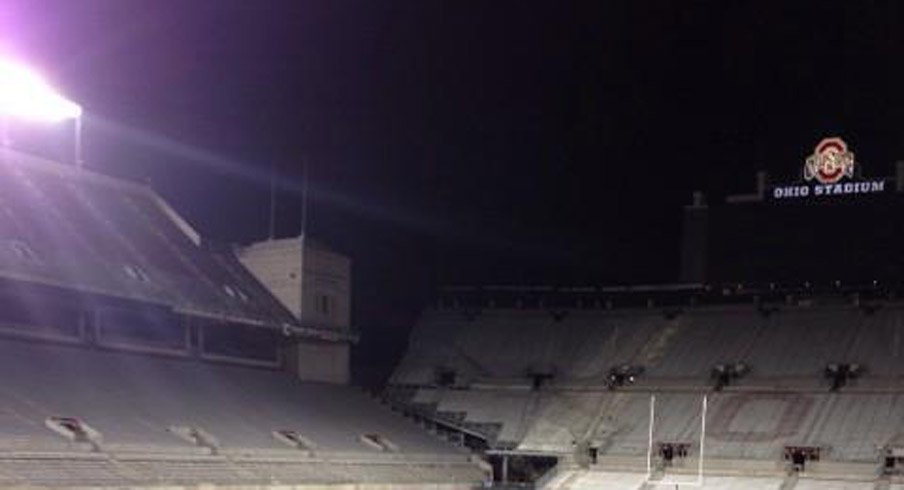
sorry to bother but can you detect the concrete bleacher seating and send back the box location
[740,308,861,379]
[792,479,876,490]
[544,470,897,489]
[393,303,904,487]
[0,338,483,487]
[0,338,463,455]
[0,150,293,327]
[0,152,484,487]
[0,455,139,487]
[435,389,534,443]
[547,469,648,489]
[643,309,763,378]
[409,386,904,464]
[394,308,664,385]
[545,470,785,489]
[519,391,606,452]
[0,453,484,487]
[663,475,783,489]
[395,304,904,387]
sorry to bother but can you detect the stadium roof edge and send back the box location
[0,147,155,196]
[1,148,204,246]
[0,148,309,331]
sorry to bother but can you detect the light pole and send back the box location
[74,113,83,166]
[0,58,83,165]
[298,158,309,327]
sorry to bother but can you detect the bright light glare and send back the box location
[0,59,82,121]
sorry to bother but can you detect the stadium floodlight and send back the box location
[0,60,81,121]
[0,58,84,165]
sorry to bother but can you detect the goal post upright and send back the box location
[698,394,707,484]
[646,394,656,479]
[645,393,708,487]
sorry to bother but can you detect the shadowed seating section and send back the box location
[0,151,292,327]
[394,306,904,387]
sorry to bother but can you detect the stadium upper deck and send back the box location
[0,149,293,327]
[393,300,904,387]
[0,149,486,488]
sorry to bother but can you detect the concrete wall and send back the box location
[286,339,351,385]
[238,236,352,332]
[302,244,353,332]
[239,237,353,384]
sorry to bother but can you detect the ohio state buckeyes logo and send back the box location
[804,137,855,184]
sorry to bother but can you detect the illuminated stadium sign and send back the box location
[804,137,854,184]
[771,137,887,200]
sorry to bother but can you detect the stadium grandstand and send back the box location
[0,148,486,488]
[3,5,899,489]
[0,59,900,490]
[384,145,904,488]
[388,285,904,488]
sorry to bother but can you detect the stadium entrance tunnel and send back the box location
[710,361,750,391]
[272,429,317,452]
[783,445,822,473]
[359,433,399,452]
[168,425,220,453]
[45,416,102,451]
[883,445,904,475]
[824,362,864,391]
[486,453,558,487]
[656,442,691,468]
[435,366,457,387]
[526,369,555,391]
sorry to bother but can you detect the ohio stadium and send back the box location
[2,3,904,490]
[2,110,902,488]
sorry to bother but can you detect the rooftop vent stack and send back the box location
[756,171,768,198]
[692,191,706,208]
[897,161,904,192]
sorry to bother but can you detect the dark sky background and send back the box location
[4,1,904,384]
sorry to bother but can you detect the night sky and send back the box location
[4,1,904,384]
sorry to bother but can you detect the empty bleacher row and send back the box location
[543,469,904,489]
[0,338,484,487]
[542,470,884,490]
[393,304,904,387]
[389,302,904,487]
[398,387,904,461]
[545,470,791,490]
[0,454,482,487]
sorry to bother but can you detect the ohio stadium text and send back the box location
[772,179,886,199]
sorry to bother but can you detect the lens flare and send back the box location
[0,59,81,121]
